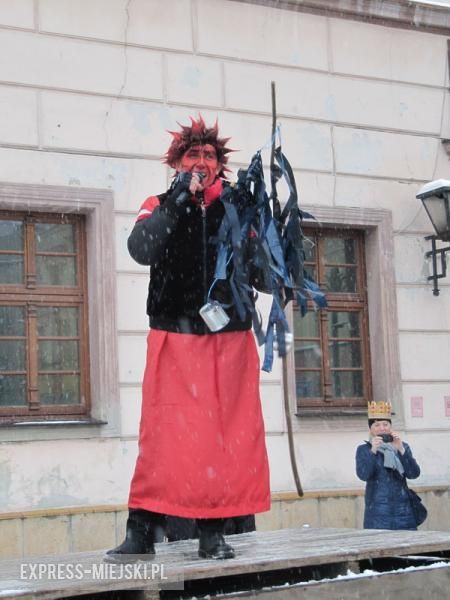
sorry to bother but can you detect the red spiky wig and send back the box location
[164,115,233,177]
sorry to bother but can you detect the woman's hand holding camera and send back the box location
[370,436,383,454]
[391,430,405,454]
[371,430,405,455]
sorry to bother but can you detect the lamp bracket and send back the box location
[425,235,450,296]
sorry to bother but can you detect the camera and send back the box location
[199,301,230,332]
[380,433,394,443]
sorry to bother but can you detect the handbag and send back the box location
[407,487,428,526]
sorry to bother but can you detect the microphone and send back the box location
[175,172,205,206]
[194,172,206,202]
[195,173,206,204]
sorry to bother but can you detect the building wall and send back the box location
[0,0,449,550]
[1,486,449,559]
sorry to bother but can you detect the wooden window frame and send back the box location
[0,182,119,437]
[0,211,90,420]
[294,228,372,415]
[283,205,402,424]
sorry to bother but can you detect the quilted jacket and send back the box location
[356,441,420,530]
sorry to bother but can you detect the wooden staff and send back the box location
[270,80,304,498]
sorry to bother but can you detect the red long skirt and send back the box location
[128,329,270,518]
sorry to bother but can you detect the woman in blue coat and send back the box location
[356,415,421,530]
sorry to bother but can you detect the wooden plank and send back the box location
[0,528,449,599]
[174,528,450,579]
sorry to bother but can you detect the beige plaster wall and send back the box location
[1,486,449,559]
[0,0,449,515]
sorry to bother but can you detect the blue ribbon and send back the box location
[209,145,327,372]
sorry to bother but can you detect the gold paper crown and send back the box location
[368,401,392,420]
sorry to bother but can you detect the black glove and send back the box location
[169,172,193,207]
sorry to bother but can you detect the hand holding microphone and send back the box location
[173,172,205,207]
[191,171,206,191]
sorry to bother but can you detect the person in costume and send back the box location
[356,401,421,530]
[107,116,270,561]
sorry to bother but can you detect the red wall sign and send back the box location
[410,396,423,418]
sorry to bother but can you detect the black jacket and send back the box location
[127,182,260,335]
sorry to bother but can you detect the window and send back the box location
[0,211,90,421]
[0,182,118,438]
[294,228,372,414]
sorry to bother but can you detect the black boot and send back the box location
[197,518,235,560]
[105,509,165,562]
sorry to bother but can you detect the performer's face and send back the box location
[177,144,220,188]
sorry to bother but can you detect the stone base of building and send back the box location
[1,487,449,559]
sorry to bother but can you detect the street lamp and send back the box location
[416,179,450,296]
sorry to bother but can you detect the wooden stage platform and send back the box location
[1,527,450,599]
